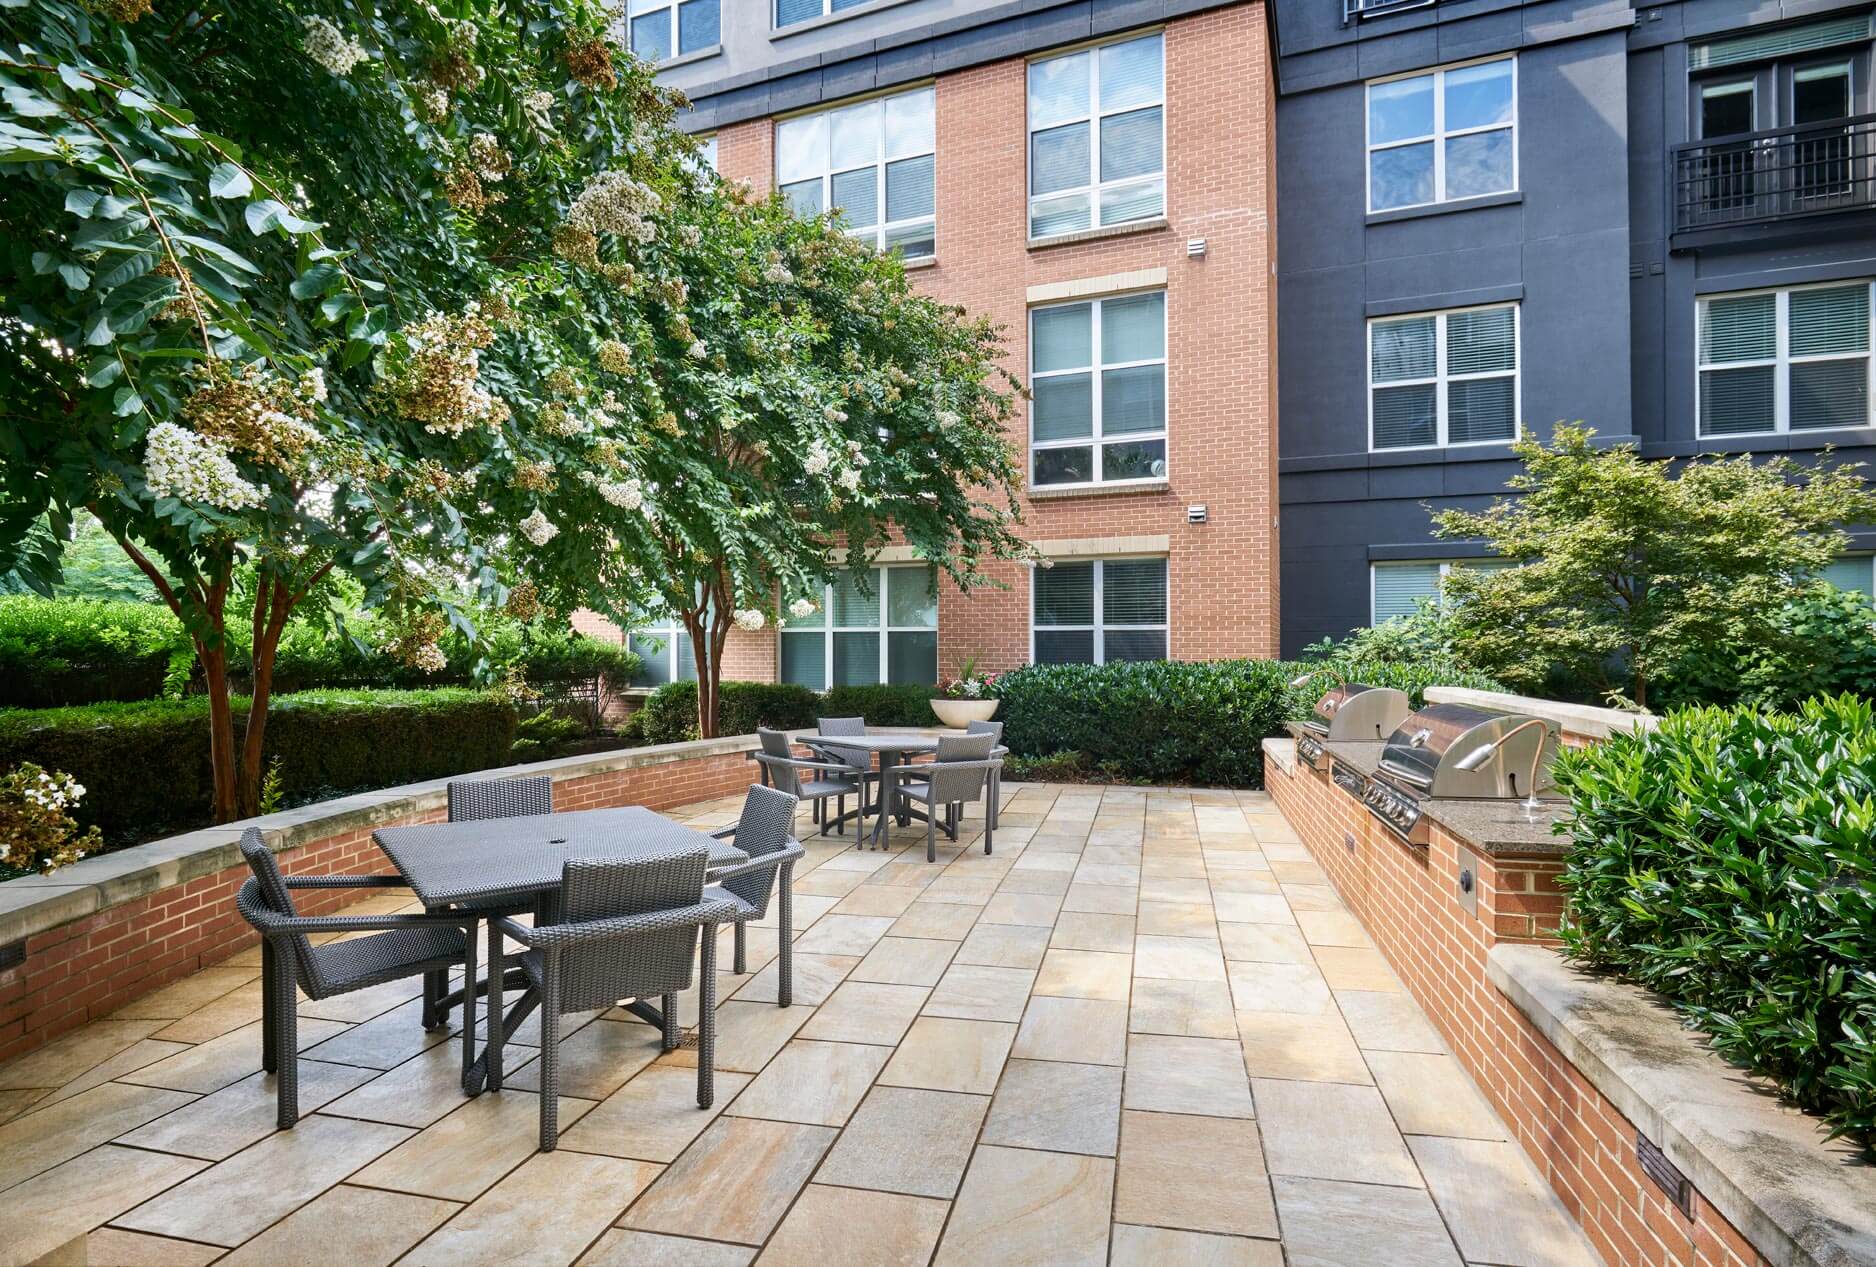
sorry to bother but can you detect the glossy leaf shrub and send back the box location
[1553,695,1876,1146]
[638,681,820,746]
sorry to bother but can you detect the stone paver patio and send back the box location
[0,784,1600,1267]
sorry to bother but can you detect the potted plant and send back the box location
[931,657,1001,727]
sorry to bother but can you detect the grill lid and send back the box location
[1311,683,1411,742]
[1378,703,1557,799]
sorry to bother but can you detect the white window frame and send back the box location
[626,0,717,61]
[1029,291,1169,489]
[774,87,936,259]
[1370,559,1509,625]
[1694,280,1875,439]
[1029,557,1170,665]
[780,564,939,688]
[1365,55,1519,214]
[627,614,695,686]
[775,0,864,28]
[1367,302,1521,453]
[1026,32,1167,239]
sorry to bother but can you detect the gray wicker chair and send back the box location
[752,727,862,837]
[235,829,477,1129]
[439,776,555,1030]
[892,732,1003,861]
[804,716,877,807]
[707,784,806,1003]
[965,720,1008,831]
[488,848,737,1150]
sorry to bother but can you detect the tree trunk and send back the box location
[1632,670,1648,712]
[683,609,718,739]
[198,636,240,824]
[237,573,294,817]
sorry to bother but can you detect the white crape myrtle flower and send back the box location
[568,170,662,242]
[733,609,766,632]
[301,16,369,76]
[143,423,265,511]
[803,441,831,476]
[519,509,559,546]
[412,642,448,673]
[788,597,818,620]
[598,479,644,511]
[835,466,861,493]
[300,367,328,403]
[936,409,960,429]
[822,406,847,423]
[686,340,707,360]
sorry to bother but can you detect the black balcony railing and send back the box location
[1672,114,1876,235]
[1343,0,1434,23]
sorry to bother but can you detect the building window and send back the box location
[1367,56,1516,212]
[1371,560,1511,623]
[697,135,717,173]
[776,88,935,259]
[1031,292,1167,486]
[1027,33,1164,238]
[627,0,719,61]
[1032,558,1168,664]
[627,615,698,688]
[1697,282,1872,437]
[781,566,938,688]
[1369,303,1518,451]
[1820,554,1875,599]
[776,0,871,28]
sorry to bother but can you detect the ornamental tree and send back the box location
[515,180,1034,738]
[0,0,716,819]
[1433,425,1876,709]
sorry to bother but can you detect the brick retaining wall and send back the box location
[1266,752,1768,1267]
[0,744,757,1065]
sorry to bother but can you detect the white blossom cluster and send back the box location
[803,440,831,476]
[788,597,818,620]
[143,423,264,511]
[762,251,794,285]
[20,769,85,811]
[302,16,368,76]
[568,170,661,243]
[256,409,322,454]
[411,642,449,673]
[733,609,766,632]
[301,367,328,403]
[822,406,847,423]
[519,509,559,546]
[678,224,703,249]
[936,409,960,429]
[598,478,644,511]
[686,340,707,360]
[835,466,861,493]
[468,133,511,182]
[523,90,556,136]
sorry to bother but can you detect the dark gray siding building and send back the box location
[1273,0,1876,655]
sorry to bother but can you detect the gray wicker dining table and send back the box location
[801,730,957,850]
[373,806,746,1093]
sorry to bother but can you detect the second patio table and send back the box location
[374,806,746,1092]
[804,730,956,850]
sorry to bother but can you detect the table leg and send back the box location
[870,752,898,850]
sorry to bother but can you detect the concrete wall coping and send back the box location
[1261,736,1297,776]
[1424,686,1658,739]
[0,733,762,950]
[1489,944,1876,1267]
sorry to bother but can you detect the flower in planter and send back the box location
[939,656,999,699]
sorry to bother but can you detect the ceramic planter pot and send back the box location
[930,698,999,728]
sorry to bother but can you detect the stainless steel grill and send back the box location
[1363,704,1558,844]
[1295,683,1411,772]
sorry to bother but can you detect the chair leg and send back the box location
[985,802,995,855]
[926,805,937,863]
[662,992,679,1052]
[460,920,479,1087]
[260,941,278,1074]
[486,921,505,1093]
[272,942,300,1129]
[698,921,719,1109]
[539,953,560,1151]
[837,794,846,836]
[733,921,747,976]
[419,969,437,1032]
[778,864,795,1009]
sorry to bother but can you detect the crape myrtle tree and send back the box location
[1433,425,1876,710]
[520,181,1034,738]
[0,0,740,819]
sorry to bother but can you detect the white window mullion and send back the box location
[1434,313,1449,446]
[1092,561,1107,665]
[1431,71,1447,202]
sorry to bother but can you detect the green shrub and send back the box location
[0,689,516,844]
[638,680,821,745]
[508,709,587,762]
[1553,695,1876,1146]
[1657,583,1876,711]
[990,660,1304,788]
[1298,610,1507,712]
[821,683,938,726]
[0,596,191,707]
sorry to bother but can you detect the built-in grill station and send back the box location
[1294,682,1411,772]
[1361,703,1559,846]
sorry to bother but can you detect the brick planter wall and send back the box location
[0,742,758,1065]
[1265,752,1769,1267]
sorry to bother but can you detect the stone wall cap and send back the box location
[1425,686,1656,739]
[1488,944,1876,1267]
[0,733,763,949]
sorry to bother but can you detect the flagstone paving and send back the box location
[0,783,1602,1267]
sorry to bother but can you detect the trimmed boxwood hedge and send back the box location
[821,683,938,727]
[1553,694,1876,1147]
[0,596,190,707]
[638,681,822,746]
[0,689,517,843]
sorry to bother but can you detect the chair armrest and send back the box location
[710,825,738,841]
[706,840,805,883]
[500,897,742,949]
[897,759,1004,776]
[254,910,475,934]
[281,874,409,890]
[755,753,860,778]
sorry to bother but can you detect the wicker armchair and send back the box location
[891,732,1003,861]
[707,784,805,1003]
[438,776,555,1029]
[965,720,1008,831]
[235,829,477,1129]
[489,849,738,1150]
[752,727,862,837]
[804,715,877,803]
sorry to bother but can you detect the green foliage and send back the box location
[990,661,1308,788]
[1298,608,1507,711]
[0,689,516,844]
[1553,695,1876,1147]
[508,708,586,762]
[0,762,102,877]
[1657,583,1876,711]
[821,683,940,727]
[1432,426,1876,709]
[638,680,821,745]
[0,595,192,706]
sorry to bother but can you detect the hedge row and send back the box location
[1553,694,1876,1146]
[637,680,943,744]
[0,596,638,707]
[0,689,517,843]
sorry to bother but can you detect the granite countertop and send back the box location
[1287,726,1574,857]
